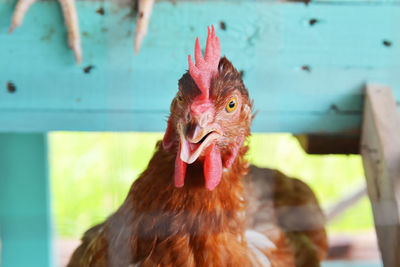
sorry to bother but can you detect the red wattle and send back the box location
[204,143,222,191]
[174,143,187,188]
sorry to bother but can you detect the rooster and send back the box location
[67,26,327,267]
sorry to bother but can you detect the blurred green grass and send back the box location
[49,132,373,238]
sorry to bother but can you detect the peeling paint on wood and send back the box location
[0,1,399,133]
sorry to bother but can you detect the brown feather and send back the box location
[244,165,328,267]
[67,57,327,267]
[68,141,253,267]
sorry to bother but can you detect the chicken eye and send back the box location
[226,97,238,113]
[177,93,183,104]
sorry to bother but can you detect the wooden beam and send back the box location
[361,84,400,267]
[324,184,367,222]
[0,134,52,267]
[296,134,360,154]
[3,1,400,133]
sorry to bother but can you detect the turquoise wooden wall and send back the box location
[1,0,399,134]
[1,0,399,266]
[0,134,52,267]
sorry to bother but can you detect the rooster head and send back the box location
[163,25,252,191]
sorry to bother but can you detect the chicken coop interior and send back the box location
[1,0,400,266]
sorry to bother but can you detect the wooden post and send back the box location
[361,84,400,267]
[0,133,52,267]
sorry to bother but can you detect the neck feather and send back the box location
[130,141,249,234]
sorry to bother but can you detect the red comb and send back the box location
[188,25,221,100]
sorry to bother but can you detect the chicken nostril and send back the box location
[184,122,195,138]
[184,124,189,137]
[184,122,202,142]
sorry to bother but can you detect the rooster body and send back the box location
[69,142,260,266]
[245,166,328,267]
[68,160,327,267]
[68,27,327,267]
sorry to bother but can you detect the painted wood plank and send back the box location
[1,0,399,4]
[315,0,399,3]
[0,1,399,133]
[361,85,400,267]
[0,133,52,267]
[0,109,360,133]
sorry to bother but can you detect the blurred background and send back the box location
[49,132,378,266]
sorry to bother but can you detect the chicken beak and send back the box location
[178,122,221,164]
[174,122,223,190]
[173,121,223,191]
[173,100,224,190]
